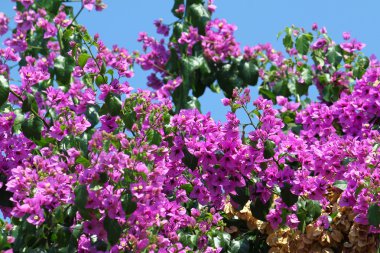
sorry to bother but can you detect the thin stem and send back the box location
[65,5,84,32]
[83,40,107,82]
[242,105,257,130]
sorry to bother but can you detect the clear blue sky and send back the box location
[1,0,380,122]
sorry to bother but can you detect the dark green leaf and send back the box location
[280,183,299,207]
[263,140,276,159]
[213,232,230,249]
[121,110,136,130]
[0,75,9,108]
[259,88,276,102]
[105,93,122,116]
[121,193,137,216]
[250,195,272,221]
[230,239,251,253]
[368,204,380,226]
[0,184,13,208]
[273,80,291,98]
[306,200,321,220]
[230,187,250,211]
[216,63,243,98]
[21,117,43,140]
[166,48,179,74]
[187,3,210,34]
[21,93,38,113]
[179,232,198,249]
[146,130,162,145]
[171,0,184,18]
[104,216,122,245]
[332,119,343,135]
[85,105,100,128]
[182,147,198,169]
[74,185,88,209]
[238,60,259,86]
[322,84,340,103]
[54,56,74,88]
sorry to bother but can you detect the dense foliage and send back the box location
[0,0,379,252]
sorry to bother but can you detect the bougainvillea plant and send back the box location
[0,0,379,252]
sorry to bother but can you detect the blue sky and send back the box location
[1,0,380,121]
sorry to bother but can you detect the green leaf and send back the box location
[230,187,250,211]
[33,137,55,147]
[21,93,38,113]
[333,180,347,191]
[322,84,340,103]
[95,75,108,87]
[295,33,313,55]
[280,183,299,207]
[171,0,184,18]
[209,83,220,93]
[121,110,136,130]
[21,117,43,140]
[121,193,137,216]
[104,216,122,246]
[263,140,276,159]
[187,3,210,34]
[230,239,251,253]
[54,56,74,88]
[12,109,24,134]
[326,45,343,67]
[179,232,198,249]
[180,184,193,195]
[332,119,343,135]
[213,232,231,249]
[368,204,380,226]
[182,56,205,98]
[259,88,276,102]
[166,48,179,74]
[250,195,272,221]
[85,105,100,128]
[74,185,88,210]
[186,96,201,111]
[296,200,321,232]
[273,80,291,98]
[238,60,259,86]
[78,53,91,68]
[301,67,313,86]
[282,34,293,49]
[105,93,122,116]
[146,130,162,145]
[306,200,321,220]
[216,63,243,98]
[76,156,91,168]
[182,147,198,170]
[0,184,13,208]
[353,56,370,79]
[0,75,9,108]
